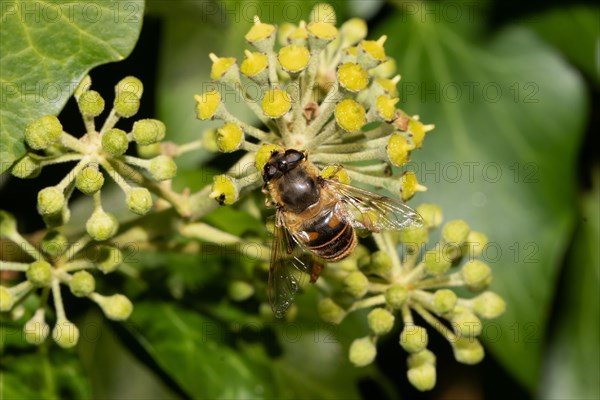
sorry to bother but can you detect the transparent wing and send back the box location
[268,209,312,318]
[325,179,424,232]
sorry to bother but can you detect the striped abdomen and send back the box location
[296,204,357,262]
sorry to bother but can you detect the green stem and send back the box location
[0,261,29,271]
[174,139,204,157]
[318,135,390,154]
[411,302,457,342]
[100,108,119,134]
[51,277,66,321]
[411,272,465,290]
[305,83,342,138]
[347,294,386,312]
[6,232,43,261]
[37,153,84,167]
[60,132,88,154]
[55,157,90,191]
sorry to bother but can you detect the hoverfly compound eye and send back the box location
[283,150,304,166]
[264,164,278,181]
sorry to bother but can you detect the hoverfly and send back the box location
[262,149,423,317]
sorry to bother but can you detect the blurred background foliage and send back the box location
[1,0,598,399]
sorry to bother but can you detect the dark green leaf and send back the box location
[0,0,144,173]
[377,8,587,390]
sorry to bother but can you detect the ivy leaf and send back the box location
[0,0,145,173]
[377,9,587,391]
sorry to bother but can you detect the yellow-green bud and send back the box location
[228,281,254,302]
[77,90,105,117]
[317,298,347,325]
[400,171,426,201]
[75,164,104,195]
[451,310,482,337]
[209,175,238,205]
[245,20,276,43]
[407,118,433,149]
[400,325,428,353]
[40,230,68,258]
[369,59,397,79]
[337,62,369,92]
[424,249,451,276]
[74,75,92,100]
[387,133,412,167]
[461,260,492,291]
[340,18,367,45]
[277,22,296,45]
[368,250,392,276]
[310,3,336,24]
[385,284,409,309]
[126,187,153,215]
[0,210,17,238]
[24,309,49,345]
[374,95,398,121]
[358,36,387,69]
[149,155,177,181]
[278,45,310,73]
[102,128,129,156]
[24,115,63,150]
[452,337,484,365]
[11,154,41,179]
[114,91,140,118]
[442,220,470,245]
[132,119,166,145]
[95,245,123,274]
[343,270,369,298]
[136,143,161,159]
[0,286,14,311]
[472,291,506,319]
[407,364,436,392]
[42,207,70,228]
[52,319,79,348]
[462,231,489,258]
[399,226,428,251]
[116,76,144,98]
[26,260,53,287]
[216,123,245,153]
[255,144,285,171]
[37,187,65,216]
[209,55,237,81]
[262,89,291,118]
[86,209,119,241]
[432,289,457,314]
[201,129,219,153]
[94,294,133,321]
[320,165,351,185]
[407,348,436,368]
[368,308,395,335]
[349,336,376,367]
[69,271,95,297]
[335,99,366,132]
[240,51,268,78]
[194,91,221,120]
[416,204,443,228]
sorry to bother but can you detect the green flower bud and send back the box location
[385,284,409,309]
[216,123,245,153]
[240,50,269,79]
[0,210,18,238]
[399,226,428,252]
[451,310,482,337]
[209,175,239,205]
[349,336,376,367]
[201,129,219,153]
[75,164,104,195]
[462,231,489,258]
[149,155,177,181]
[310,3,336,24]
[26,260,52,287]
[52,319,79,348]
[42,207,70,228]
[399,325,428,353]
[228,281,254,302]
[472,291,506,319]
[245,19,276,44]
[136,143,161,159]
[424,249,451,276]
[432,289,457,314]
[69,271,95,297]
[368,308,395,335]
[74,75,92,100]
[40,230,68,258]
[114,91,140,118]
[407,364,436,392]
[452,337,484,365]
[101,128,129,156]
[116,76,144,98]
[209,55,237,81]
[461,260,492,291]
[416,203,443,228]
[407,348,436,368]
[0,286,14,311]
[86,209,119,241]
[358,36,387,69]
[369,59,396,79]
[400,171,427,202]
[307,21,338,50]
[343,271,369,298]
[367,250,392,276]
[24,115,63,150]
[387,133,412,167]
[24,309,49,345]
[317,298,346,325]
[11,154,41,179]
[37,187,65,216]
[94,293,133,321]
[95,245,123,274]
[132,119,166,145]
[335,99,366,132]
[126,187,153,215]
[442,220,470,245]
[340,18,367,45]
[77,90,105,117]
[195,91,221,120]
